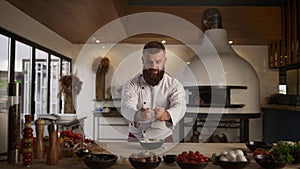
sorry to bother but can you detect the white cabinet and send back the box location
[93,112,128,142]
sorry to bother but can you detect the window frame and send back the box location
[0,27,72,118]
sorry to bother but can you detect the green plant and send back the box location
[292,141,300,152]
[271,141,294,164]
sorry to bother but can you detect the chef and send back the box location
[121,41,186,142]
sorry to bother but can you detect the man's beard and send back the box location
[143,68,165,86]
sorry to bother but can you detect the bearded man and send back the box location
[121,41,186,142]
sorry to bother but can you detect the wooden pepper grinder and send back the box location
[34,119,45,159]
[22,115,34,167]
[46,122,58,165]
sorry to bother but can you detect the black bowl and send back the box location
[129,156,161,169]
[245,140,273,152]
[216,156,250,169]
[254,154,287,169]
[83,154,118,169]
[176,159,209,169]
[163,154,177,164]
[75,148,90,158]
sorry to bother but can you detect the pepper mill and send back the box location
[56,133,62,159]
[34,119,45,159]
[46,122,58,165]
[22,115,34,167]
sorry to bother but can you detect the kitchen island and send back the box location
[261,105,300,143]
[1,143,300,169]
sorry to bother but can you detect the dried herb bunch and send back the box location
[91,56,110,73]
[58,74,83,97]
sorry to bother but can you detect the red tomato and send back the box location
[73,133,81,139]
[204,157,209,162]
[178,151,208,163]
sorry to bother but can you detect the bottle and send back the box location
[22,115,34,167]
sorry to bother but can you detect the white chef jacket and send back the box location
[121,73,186,139]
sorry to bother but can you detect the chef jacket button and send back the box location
[144,102,146,104]
[143,131,146,133]
[130,122,133,126]
[142,87,144,89]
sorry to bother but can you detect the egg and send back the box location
[235,149,244,156]
[220,155,229,162]
[220,151,228,156]
[236,154,247,162]
[227,151,236,161]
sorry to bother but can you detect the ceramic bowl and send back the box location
[216,156,250,169]
[176,159,209,169]
[254,154,287,169]
[245,140,273,151]
[83,154,118,169]
[129,156,161,169]
[163,154,177,164]
[139,138,164,150]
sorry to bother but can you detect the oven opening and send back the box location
[185,86,247,108]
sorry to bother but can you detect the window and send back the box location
[279,84,287,94]
[35,49,48,115]
[16,41,32,115]
[0,33,9,156]
[0,27,72,119]
[0,34,9,112]
[50,55,61,114]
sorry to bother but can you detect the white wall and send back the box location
[233,45,279,141]
[233,46,279,105]
[0,1,74,58]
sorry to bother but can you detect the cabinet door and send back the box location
[263,108,300,143]
[96,117,128,142]
[98,126,128,142]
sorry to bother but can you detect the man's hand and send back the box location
[134,108,152,123]
[155,107,170,121]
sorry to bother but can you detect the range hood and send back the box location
[181,9,260,114]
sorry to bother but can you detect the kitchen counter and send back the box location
[1,143,300,169]
[261,104,300,112]
[261,105,300,143]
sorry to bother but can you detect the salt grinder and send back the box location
[34,119,45,159]
[46,121,58,165]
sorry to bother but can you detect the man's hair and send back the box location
[143,41,166,55]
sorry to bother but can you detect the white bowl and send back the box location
[139,138,164,150]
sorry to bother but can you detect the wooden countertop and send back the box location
[1,143,300,169]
